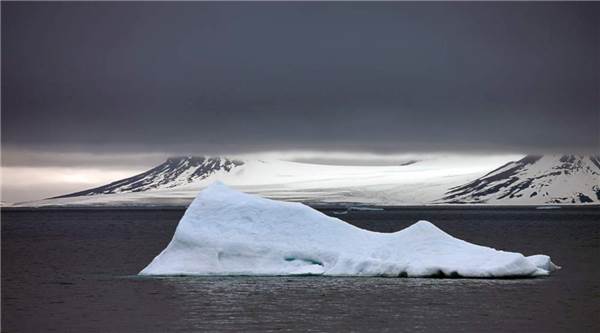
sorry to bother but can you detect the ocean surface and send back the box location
[2,207,599,332]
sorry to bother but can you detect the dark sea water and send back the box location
[2,207,599,332]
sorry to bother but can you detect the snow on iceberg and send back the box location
[140,182,560,278]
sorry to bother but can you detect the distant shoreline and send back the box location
[2,204,599,212]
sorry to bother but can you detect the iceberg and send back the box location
[140,183,560,278]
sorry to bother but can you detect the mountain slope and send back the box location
[53,156,244,198]
[442,155,600,204]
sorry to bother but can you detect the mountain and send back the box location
[23,155,496,206]
[53,156,244,198]
[15,154,599,207]
[442,155,600,204]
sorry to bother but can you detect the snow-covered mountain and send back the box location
[442,155,600,204]
[15,154,599,207]
[53,156,244,197]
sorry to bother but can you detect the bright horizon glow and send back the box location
[1,167,145,203]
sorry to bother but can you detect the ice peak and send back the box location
[403,220,445,235]
[193,181,253,205]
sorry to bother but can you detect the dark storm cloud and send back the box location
[2,2,599,154]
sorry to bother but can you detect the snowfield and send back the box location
[140,183,560,278]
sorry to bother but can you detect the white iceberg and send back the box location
[140,183,560,278]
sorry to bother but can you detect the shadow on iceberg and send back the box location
[139,182,560,278]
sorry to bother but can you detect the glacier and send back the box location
[140,182,560,278]
[19,154,525,207]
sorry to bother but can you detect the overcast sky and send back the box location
[1,2,599,202]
